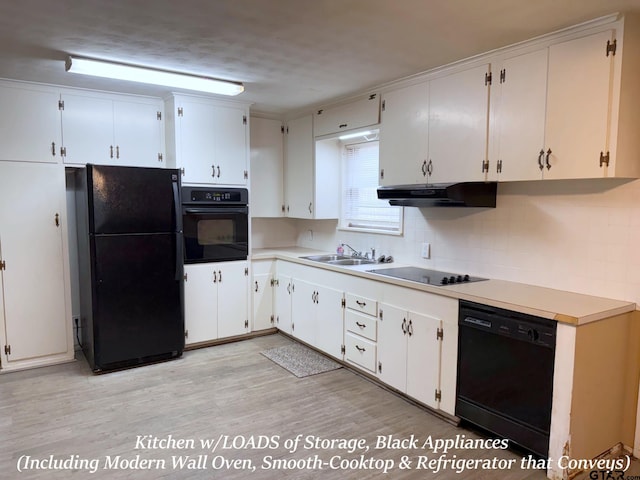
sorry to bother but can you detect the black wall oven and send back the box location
[181,186,249,264]
[456,300,556,458]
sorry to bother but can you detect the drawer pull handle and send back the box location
[356,322,366,329]
[355,345,366,353]
[356,300,366,307]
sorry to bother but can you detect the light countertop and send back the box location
[252,247,637,326]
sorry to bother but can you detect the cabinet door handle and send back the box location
[355,322,366,329]
[217,166,221,178]
[54,213,60,227]
[255,281,259,292]
[538,150,544,171]
[339,123,348,129]
[51,142,56,157]
[401,318,407,334]
[408,319,414,337]
[287,283,291,294]
[421,160,427,176]
[110,145,114,158]
[211,165,216,177]
[213,271,217,283]
[308,202,312,214]
[356,300,366,308]
[218,270,222,282]
[545,148,552,170]
[355,345,366,353]
[116,145,120,159]
[427,159,433,176]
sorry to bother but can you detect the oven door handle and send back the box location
[183,207,248,214]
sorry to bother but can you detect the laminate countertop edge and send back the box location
[251,247,637,326]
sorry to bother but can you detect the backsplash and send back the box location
[252,178,640,304]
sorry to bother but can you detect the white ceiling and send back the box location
[1,0,640,114]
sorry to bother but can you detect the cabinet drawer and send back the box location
[345,293,377,317]
[345,310,377,341]
[345,333,376,373]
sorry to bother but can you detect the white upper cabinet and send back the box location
[379,81,430,186]
[283,114,339,219]
[0,83,61,163]
[60,92,164,167]
[250,117,284,217]
[427,63,491,184]
[544,30,614,179]
[166,94,250,186]
[490,48,549,181]
[313,94,380,137]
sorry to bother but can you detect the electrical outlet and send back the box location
[421,242,431,259]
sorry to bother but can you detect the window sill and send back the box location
[337,226,403,236]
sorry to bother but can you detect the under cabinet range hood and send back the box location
[377,182,497,207]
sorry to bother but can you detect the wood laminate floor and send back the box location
[0,334,635,479]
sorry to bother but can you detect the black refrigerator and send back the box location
[76,164,184,372]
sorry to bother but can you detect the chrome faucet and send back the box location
[341,243,362,258]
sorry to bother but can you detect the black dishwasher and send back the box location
[456,300,556,458]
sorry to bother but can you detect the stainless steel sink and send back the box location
[300,254,376,266]
[327,258,376,266]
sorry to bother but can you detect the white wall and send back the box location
[253,178,640,304]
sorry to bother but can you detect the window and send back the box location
[341,139,402,234]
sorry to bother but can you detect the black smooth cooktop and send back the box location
[367,266,487,286]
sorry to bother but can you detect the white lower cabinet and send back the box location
[274,273,293,334]
[184,260,249,346]
[290,278,344,359]
[0,161,73,371]
[377,304,442,409]
[252,260,276,331]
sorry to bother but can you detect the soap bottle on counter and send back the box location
[337,243,344,255]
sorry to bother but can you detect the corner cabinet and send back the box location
[283,114,338,219]
[166,94,250,186]
[250,117,285,217]
[183,260,249,346]
[0,161,73,372]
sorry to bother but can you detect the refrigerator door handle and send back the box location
[172,177,183,281]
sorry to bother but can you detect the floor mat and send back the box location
[260,343,342,378]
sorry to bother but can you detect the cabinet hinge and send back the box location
[436,328,443,341]
[60,146,67,157]
[244,170,248,180]
[156,111,162,121]
[499,69,506,84]
[435,389,442,402]
[270,278,275,287]
[4,345,11,355]
[378,361,382,373]
[341,298,346,308]
[270,315,275,325]
[158,153,164,162]
[180,168,185,176]
[341,345,346,355]
[177,107,184,117]
[291,323,295,331]
[316,109,324,115]
[185,330,189,338]
[281,125,285,134]
[485,72,492,86]
[183,273,188,281]
[497,159,503,174]
[244,267,249,276]
[243,115,247,125]
[369,93,377,100]
[606,39,617,57]
[379,309,383,321]
[599,151,610,167]
[0,260,5,271]
[380,168,384,179]
[58,100,64,110]
[244,319,249,329]
[381,100,386,112]
[481,160,489,173]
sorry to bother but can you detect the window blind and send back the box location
[342,141,402,232]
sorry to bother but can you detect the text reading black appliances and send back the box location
[181,186,249,264]
[456,300,557,458]
[75,165,184,372]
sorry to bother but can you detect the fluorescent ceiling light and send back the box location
[65,56,244,96]
[338,130,373,140]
